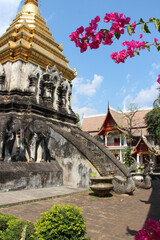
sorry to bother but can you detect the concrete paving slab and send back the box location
[0,186,88,207]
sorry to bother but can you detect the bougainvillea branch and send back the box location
[69,13,160,84]
[135,218,160,240]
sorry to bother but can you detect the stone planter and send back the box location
[90,176,114,197]
[90,176,114,184]
[90,183,113,197]
[131,172,144,181]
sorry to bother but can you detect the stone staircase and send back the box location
[49,122,129,178]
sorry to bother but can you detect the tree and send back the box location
[153,86,160,108]
[70,13,160,84]
[145,87,160,145]
[119,103,139,167]
[122,147,133,167]
[120,103,139,147]
[76,113,81,128]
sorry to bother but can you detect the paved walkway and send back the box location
[0,186,86,207]
[0,180,160,240]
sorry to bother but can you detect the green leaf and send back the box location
[139,18,145,24]
[153,19,160,32]
[127,24,133,35]
[149,17,156,22]
[145,45,150,51]
[142,23,151,33]
[134,50,140,55]
[114,32,121,40]
[157,46,160,52]
[154,42,158,47]
[101,29,109,33]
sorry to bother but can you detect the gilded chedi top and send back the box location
[0,0,77,81]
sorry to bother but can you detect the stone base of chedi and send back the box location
[0,62,76,123]
[0,61,135,193]
[0,162,63,192]
[0,61,76,191]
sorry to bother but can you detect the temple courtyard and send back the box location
[0,179,160,240]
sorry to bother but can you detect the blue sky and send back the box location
[0,0,160,119]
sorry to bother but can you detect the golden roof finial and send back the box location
[24,0,38,6]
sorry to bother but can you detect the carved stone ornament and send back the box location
[0,64,5,86]
[28,66,42,92]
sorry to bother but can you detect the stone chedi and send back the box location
[0,0,135,193]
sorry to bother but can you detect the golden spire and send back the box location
[24,0,38,6]
[20,0,40,16]
[0,0,77,81]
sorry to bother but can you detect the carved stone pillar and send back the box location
[28,74,38,93]
[61,79,68,110]
[67,82,73,114]
[0,64,5,91]
[28,66,42,103]
[56,81,63,109]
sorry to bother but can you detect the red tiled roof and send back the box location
[132,136,159,156]
[81,115,105,136]
[81,108,152,137]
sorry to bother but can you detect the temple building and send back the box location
[0,0,134,192]
[0,0,78,123]
[82,106,160,166]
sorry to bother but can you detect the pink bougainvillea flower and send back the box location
[154,38,159,43]
[89,16,100,30]
[104,12,131,35]
[84,27,95,37]
[69,32,78,42]
[76,26,85,34]
[94,16,100,23]
[79,40,89,53]
[104,12,130,24]
[104,13,112,23]
[102,32,114,45]
[136,219,160,240]
[69,26,84,42]
[139,34,143,39]
[135,228,149,240]
[116,49,127,63]
[131,21,136,33]
[157,74,160,84]
[111,39,147,64]
[89,33,102,49]
[145,218,159,231]
[110,51,118,60]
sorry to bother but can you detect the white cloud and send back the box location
[122,62,160,110]
[73,74,103,97]
[72,106,97,122]
[72,74,104,120]
[0,0,21,36]
[149,62,160,81]
[126,73,131,83]
[116,86,126,97]
[134,83,159,106]
[122,83,159,110]
[122,94,133,112]
[151,63,160,70]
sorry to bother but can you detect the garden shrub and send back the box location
[0,213,35,240]
[34,204,86,240]
[122,147,133,167]
[0,213,18,232]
